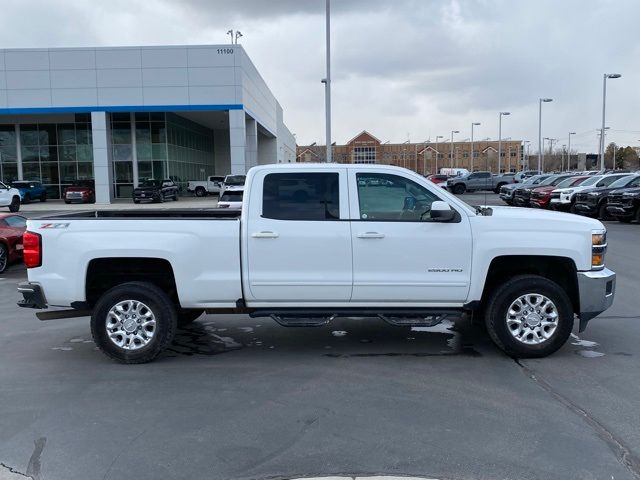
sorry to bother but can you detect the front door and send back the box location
[245,169,353,303]
[0,183,12,206]
[349,171,472,304]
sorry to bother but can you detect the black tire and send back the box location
[494,183,506,194]
[133,199,141,204]
[195,187,206,197]
[91,282,178,364]
[177,309,204,327]
[23,194,31,205]
[0,243,7,274]
[453,184,466,195]
[8,196,20,213]
[598,203,611,221]
[636,208,640,224]
[40,193,47,202]
[173,193,179,201]
[64,200,71,205]
[484,275,574,358]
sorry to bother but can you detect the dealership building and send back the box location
[0,44,296,202]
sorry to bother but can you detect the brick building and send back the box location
[297,131,524,174]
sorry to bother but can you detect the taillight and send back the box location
[23,231,42,268]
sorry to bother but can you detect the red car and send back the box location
[427,174,449,185]
[0,213,27,273]
[530,175,588,209]
[63,180,96,204]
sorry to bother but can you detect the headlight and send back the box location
[564,189,574,194]
[591,230,607,269]
[623,192,640,197]
[588,191,601,196]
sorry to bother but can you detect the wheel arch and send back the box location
[85,257,179,308]
[479,255,579,314]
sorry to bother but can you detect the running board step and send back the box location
[378,313,455,327]
[269,314,337,327]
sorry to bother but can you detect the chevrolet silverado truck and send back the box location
[17,164,616,364]
[187,176,225,197]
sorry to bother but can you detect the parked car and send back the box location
[18,164,615,363]
[63,180,96,204]
[0,213,26,273]
[221,174,246,194]
[499,175,550,205]
[187,176,225,197]
[132,179,179,204]
[11,181,46,204]
[0,182,21,212]
[513,174,574,207]
[427,174,449,186]
[574,174,640,219]
[446,171,514,194]
[217,189,243,209]
[550,173,631,213]
[532,176,589,209]
[606,184,640,223]
[514,170,540,183]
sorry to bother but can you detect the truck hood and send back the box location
[482,205,604,230]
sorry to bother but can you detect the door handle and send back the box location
[356,232,385,239]
[252,231,279,238]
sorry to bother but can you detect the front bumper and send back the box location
[573,202,598,215]
[577,268,616,331]
[606,203,635,218]
[17,282,47,309]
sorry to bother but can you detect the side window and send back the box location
[468,173,477,179]
[356,173,439,222]
[262,172,339,221]
[5,216,26,228]
[630,177,640,187]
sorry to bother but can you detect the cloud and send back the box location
[0,0,638,152]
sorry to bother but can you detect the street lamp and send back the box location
[600,73,621,170]
[234,31,243,43]
[567,132,576,171]
[470,122,480,171]
[450,130,459,168]
[434,135,444,174]
[523,140,530,170]
[538,98,553,172]
[497,112,510,174]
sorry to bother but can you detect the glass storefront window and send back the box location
[59,162,77,182]
[20,125,39,146]
[77,145,93,161]
[136,143,152,160]
[0,126,16,147]
[41,162,60,184]
[111,124,131,144]
[21,146,39,162]
[23,163,40,180]
[138,161,153,180]
[1,164,18,183]
[152,144,167,160]
[76,125,92,145]
[113,145,132,162]
[38,125,57,146]
[57,124,76,145]
[59,145,76,162]
[77,162,93,180]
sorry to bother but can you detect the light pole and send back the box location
[567,132,576,171]
[321,0,332,163]
[450,130,459,168]
[234,31,243,43]
[523,140,530,170]
[497,112,510,174]
[561,144,566,171]
[470,122,480,171]
[600,73,621,170]
[538,98,553,172]
[227,30,234,43]
[434,135,443,174]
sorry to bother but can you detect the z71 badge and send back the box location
[39,223,70,229]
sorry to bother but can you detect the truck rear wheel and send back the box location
[453,184,466,195]
[484,275,573,358]
[195,187,206,197]
[91,282,177,364]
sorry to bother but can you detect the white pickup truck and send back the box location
[18,164,616,363]
[186,175,225,197]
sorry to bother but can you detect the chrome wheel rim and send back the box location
[106,300,156,350]
[506,293,559,345]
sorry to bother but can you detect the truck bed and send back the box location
[33,208,241,220]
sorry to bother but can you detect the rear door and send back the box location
[245,168,353,302]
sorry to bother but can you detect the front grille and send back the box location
[608,193,623,203]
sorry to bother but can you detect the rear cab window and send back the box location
[262,172,341,221]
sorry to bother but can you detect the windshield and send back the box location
[557,177,587,188]
[140,180,161,187]
[581,175,603,186]
[225,175,246,186]
[0,181,8,189]
[11,181,30,188]
[220,191,243,202]
[608,175,636,189]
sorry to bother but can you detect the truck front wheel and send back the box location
[91,282,177,364]
[453,184,466,195]
[195,187,206,197]
[484,275,573,358]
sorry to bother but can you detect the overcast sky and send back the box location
[1,0,639,153]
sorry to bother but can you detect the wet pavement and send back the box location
[1,196,639,480]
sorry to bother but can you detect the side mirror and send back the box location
[430,201,455,222]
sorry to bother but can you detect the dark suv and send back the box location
[606,178,640,223]
[132,179,179,204]
[573,174,639,219]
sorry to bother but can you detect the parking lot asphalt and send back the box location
[1,194,639,480]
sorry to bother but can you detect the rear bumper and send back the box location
[17,282,47,309]
[577,268,616,331]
